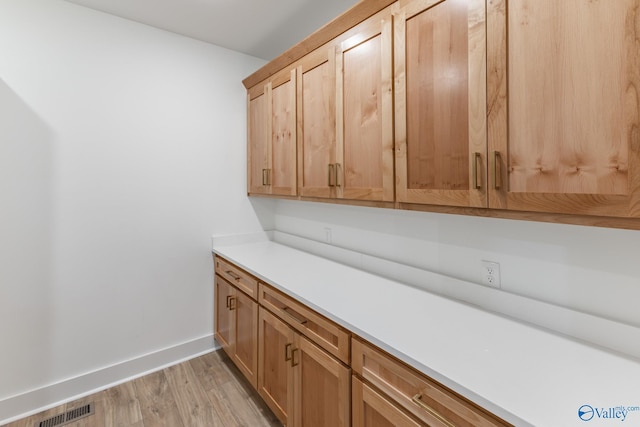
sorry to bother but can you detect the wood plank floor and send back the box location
[7,350,281,427]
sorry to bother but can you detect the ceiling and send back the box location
[64,0,360,60]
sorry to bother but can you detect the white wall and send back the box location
[3,0,639,422]
[273,200,640,356]
[0,0,272,422]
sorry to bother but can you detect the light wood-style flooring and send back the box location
[7,350,281,427]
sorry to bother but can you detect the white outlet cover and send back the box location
[481,260,501,288]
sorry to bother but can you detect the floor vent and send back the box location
[36,403,95,427]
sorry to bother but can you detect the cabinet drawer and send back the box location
[353,376,422,427]
[215,256,258,299]
[258,283,350,364]
[352,338,510,427]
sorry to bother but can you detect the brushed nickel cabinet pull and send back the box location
[285,343,292,361]
[494,151,502,190]
[268,169,272,186]
[262,169,268,186]
[472,152,482,190]
[335,163,342,187]
[412,393,455,427]
[291,348,299,367]
[282,306,308,325]
[226,270,241,281]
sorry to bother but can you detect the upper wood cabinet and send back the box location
[487,0,640,217]
[247,69,297,196]
[336,8,395,202]
[244,0,640,228]
[395,0,487,207]
[247,84,269,195]
[297,48,337,199]
[297,6,395,203]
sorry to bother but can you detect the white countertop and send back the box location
[213,240,640,427]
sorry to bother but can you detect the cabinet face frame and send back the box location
[487,0,640,217]
[335,8,395,202]
[395,0,487,207]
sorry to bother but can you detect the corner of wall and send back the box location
[0,335,217,426]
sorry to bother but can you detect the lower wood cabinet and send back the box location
[258,306,350,427]
[258,282,350,364]
[257,306,295,424]
[353,376,422,427]
[214,273,258,388]
[214,256,511,427]
[352,338,510,427]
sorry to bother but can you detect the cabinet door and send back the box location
[336,10,395,202]
[214,276,233,352]
[395,0,487,207]
[487,0,640,217]
[247,84,270,195]
[231,290,258,389]
[293,336,350,427]
[353,377,422,427]
[270,69,298,196]
[298,48,337,199]
[258,307,295,425]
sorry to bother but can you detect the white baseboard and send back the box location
[0,334,219,426]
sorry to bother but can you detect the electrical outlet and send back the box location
[324,227,332,244]
[481,260,501,288]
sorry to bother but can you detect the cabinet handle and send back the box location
[228,296,236,311]
[411,394,455,427]
[285,343,292,361]
[225,295,231,309]
[328,164,335,187]
[493,151,502,190]
[261,169,272,186]
[291,348,299,367]
[282,306,308,325]
[226,270,241,281]
[335,163,342,187]
[472,152,482,190]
